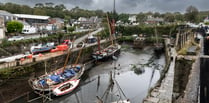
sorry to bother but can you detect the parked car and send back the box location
[8,36,24,41]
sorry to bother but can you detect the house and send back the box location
[0,17,5,40]
[145,15,164,25]
[204,16,209,23]
[14,14,51,32]
[48,18,64,30]
[0,10,18,24]
[19,21,37,34]
[128,15,137,23]
[14,14,50,27]
[77,16,100,29]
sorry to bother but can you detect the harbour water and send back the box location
[52,46,165,103]
[11,45,165,103]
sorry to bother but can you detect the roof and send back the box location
[14,14,50,20]
[0,10,15,17]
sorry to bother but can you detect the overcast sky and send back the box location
[1,0,209,14]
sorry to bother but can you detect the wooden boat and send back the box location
[30,42,55,54]
[92,13,121,61]
[28,64,85,91]
[52,79,80,96]
[29,42,85,93]
[92,44,121,60]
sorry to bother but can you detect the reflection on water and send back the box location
[51,46,165,103]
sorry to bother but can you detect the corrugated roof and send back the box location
[14,14,50,20]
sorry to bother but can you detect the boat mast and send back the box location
[106,13,114,45]
[97,36,101,53]
[154,26,159,45]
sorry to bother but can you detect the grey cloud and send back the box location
[1,0,209,13]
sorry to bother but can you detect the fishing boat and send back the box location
[30,42,55,54]
[29,42,85,94]
[28,64,84,91]
[52,79,80,96]
[92,44,121,60]
[92,14,121,61]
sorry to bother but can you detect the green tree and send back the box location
[118,13,129,23]
[136,13,146,23]
[185,5,199,22]
[67,27,75,33]
[6,21,23,34]
[33,8,46,15]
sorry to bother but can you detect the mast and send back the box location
[154,26,159,45]
[106,13,114,45]
[97,36,101,53]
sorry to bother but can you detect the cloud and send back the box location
[1,0,209,13]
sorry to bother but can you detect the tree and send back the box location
[6,21,23,34]
[54,4,66,11]
[118,13,129,23]
[185,5,199,22]
[35,3,44,8]
[33,8,46,15]
[136,13,146,23]
[67,27,75,33]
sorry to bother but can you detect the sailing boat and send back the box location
[153,26,164,55]
[28,43,85,95]
[92,14,121,61]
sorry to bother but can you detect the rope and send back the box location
[113,79,128,99]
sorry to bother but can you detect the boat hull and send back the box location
[52,79,80,96]
[92,44,121,61]
[28,64,85,92]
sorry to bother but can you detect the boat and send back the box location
[112,99,131,103]
[50,40,73,52]
[30,42,55,54]
[92,13,121,61]
[52,79,80,96]
[92,44,121,60]
[29,42,85,93]
[28,64,85,91]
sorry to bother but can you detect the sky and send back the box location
[1,0,209,14]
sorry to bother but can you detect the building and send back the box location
[0,10,18,24]
[145,15,164,25]
[0,17,5,40]
[204,16,209,23]
[128,15,137,23]
[48,18,64,30]
[14,14,50,27]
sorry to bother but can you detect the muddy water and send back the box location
[51,46,165,103]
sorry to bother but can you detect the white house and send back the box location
[19,21,37,34]
[204,16,209,23]
[0,16,5,40]
[128,15,137,23]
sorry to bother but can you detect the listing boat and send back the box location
[112,99,131,103]
[30,42,55,54]
[29,43,85,93]
[92,44,121,60]
[92,13,121,61]
[28,64,85,92]
[52,79,80,96]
